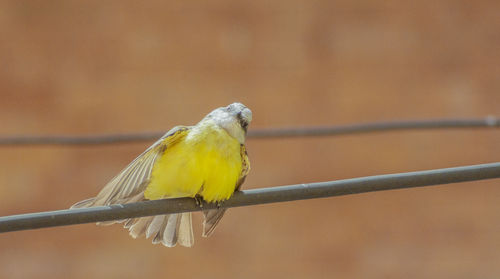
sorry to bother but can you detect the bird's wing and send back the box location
[71,126,190,209]
[236,144,251,191]
[202,144,250,237]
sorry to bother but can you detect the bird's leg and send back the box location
[194,195,204,208]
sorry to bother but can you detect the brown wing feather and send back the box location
[202,144,250,237]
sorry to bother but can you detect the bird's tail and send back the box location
[125,213,194,247]
[71,198,194,247]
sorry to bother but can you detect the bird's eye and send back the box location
[235,111,248,132]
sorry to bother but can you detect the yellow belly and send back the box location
[144,124,242,203]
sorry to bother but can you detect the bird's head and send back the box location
[205,102,252,144]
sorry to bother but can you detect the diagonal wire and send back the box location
[0,116,498,146]
[0,162,499,233]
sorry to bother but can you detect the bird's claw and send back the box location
[194,195,204,208]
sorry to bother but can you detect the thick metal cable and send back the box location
[0,116,498,146]
[0,162,499,233]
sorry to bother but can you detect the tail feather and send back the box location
[124,218,138,229]
[147,215,167,239]
[152,216,169,245]
[71,195,194,247]
[177,213,194,247]
[124,213,194,247]
[163,214,180,247]
[129,216,154,239]
[202,208,227,237]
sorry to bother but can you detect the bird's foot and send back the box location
[194,195,204,208]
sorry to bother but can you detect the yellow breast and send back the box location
[144,122,242,203]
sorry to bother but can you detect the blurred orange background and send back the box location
[0,1,499,278]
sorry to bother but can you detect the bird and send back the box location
[71,103,252,247]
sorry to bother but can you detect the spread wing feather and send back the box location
[71,126,190,210]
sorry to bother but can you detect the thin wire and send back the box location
[0,162,499,233]
[0,116,498,146]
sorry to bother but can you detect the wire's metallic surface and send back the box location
[0,132,162,145]
[0,162,499,233]
[249,116,499,138]
[0,117,498,145]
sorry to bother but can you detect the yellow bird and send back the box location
[71,103,252,247]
